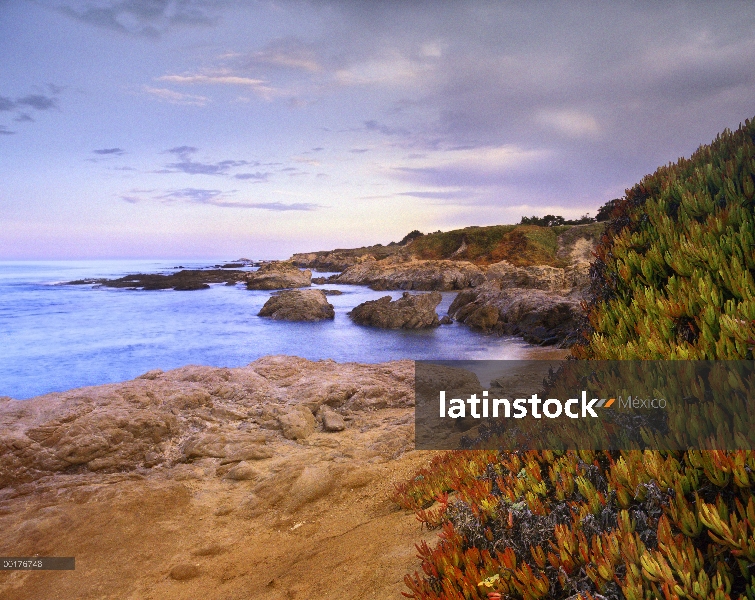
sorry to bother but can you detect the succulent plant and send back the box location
[398,117,755,600]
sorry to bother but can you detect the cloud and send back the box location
[535,110,601,138]
[242,38,322,73]
[53,0,221,37]
[142,86,208,106]
[93,147,125,155]
[292,157,320,166]
[16,94,58,111]
[364,119,410,136]
[349,148,369,153]
[167,146,198,155]
[155,73,278,100]
[230,202,319,211]
[157,188,225,203]
[120,187,319,210]
[0,87,63,131]
[332,54,432,87]
[158,146,253,176]
[0,126,15,135]
[234,172,270,181]
[158,74,267,86]
[388,145,552,197]
[397,190,469,200]
[0,97,15,111]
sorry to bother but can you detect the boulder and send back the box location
[464,305,499,329]
[258,289,335,321]
[349,291,442,329]
[277,407,316,440]
[246,262,311,290]
[223,461,258,481]
[320,408,346,432]
[448,283,581,346]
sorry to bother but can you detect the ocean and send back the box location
[0,260,545,399]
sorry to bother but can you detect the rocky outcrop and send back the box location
[484,260,590,295]
[349,291,442,329]
[68,269,248,290]
[0,357,429,600]
[277,406,317,440]
[333,258,485,291]
[0,356,413,489]
[258,289,335,321]
[291,250,392,272]
[245,261,311,290]
[448,282,582,346]
[438,244,594,346]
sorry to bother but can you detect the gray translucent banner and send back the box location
[415,360,755,450]
[0,557,75,570]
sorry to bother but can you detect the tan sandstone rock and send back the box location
[349,291,442,329]
[334,257,485,290]
[320,407,346,432]
[245,261,311,290]
[169,564,200,581]
[258,289,335,321]
[277,406,317,440]
[0,357,435,600]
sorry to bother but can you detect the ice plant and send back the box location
[398,117,755,600]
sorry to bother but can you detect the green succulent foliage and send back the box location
[575,117,755,359]
[399,117,755,600]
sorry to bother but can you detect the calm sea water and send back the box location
[0,260,543,399]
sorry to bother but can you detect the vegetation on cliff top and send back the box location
[295,222,603,268]
[398,117,755,599]
[405,222,603,267]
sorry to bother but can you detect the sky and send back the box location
[1,1,754,260]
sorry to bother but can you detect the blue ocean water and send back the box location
[0,260,543,399]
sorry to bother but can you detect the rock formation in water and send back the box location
[446,238,594,346]
[67,269,248,290]
[258,289,335,321]
[448,284,581,346]
[245,261,311,290]
[349,291,442,329]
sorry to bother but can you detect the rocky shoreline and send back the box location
[68,261,313,292]
[65,223,601,347]
[0,357,436,599]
